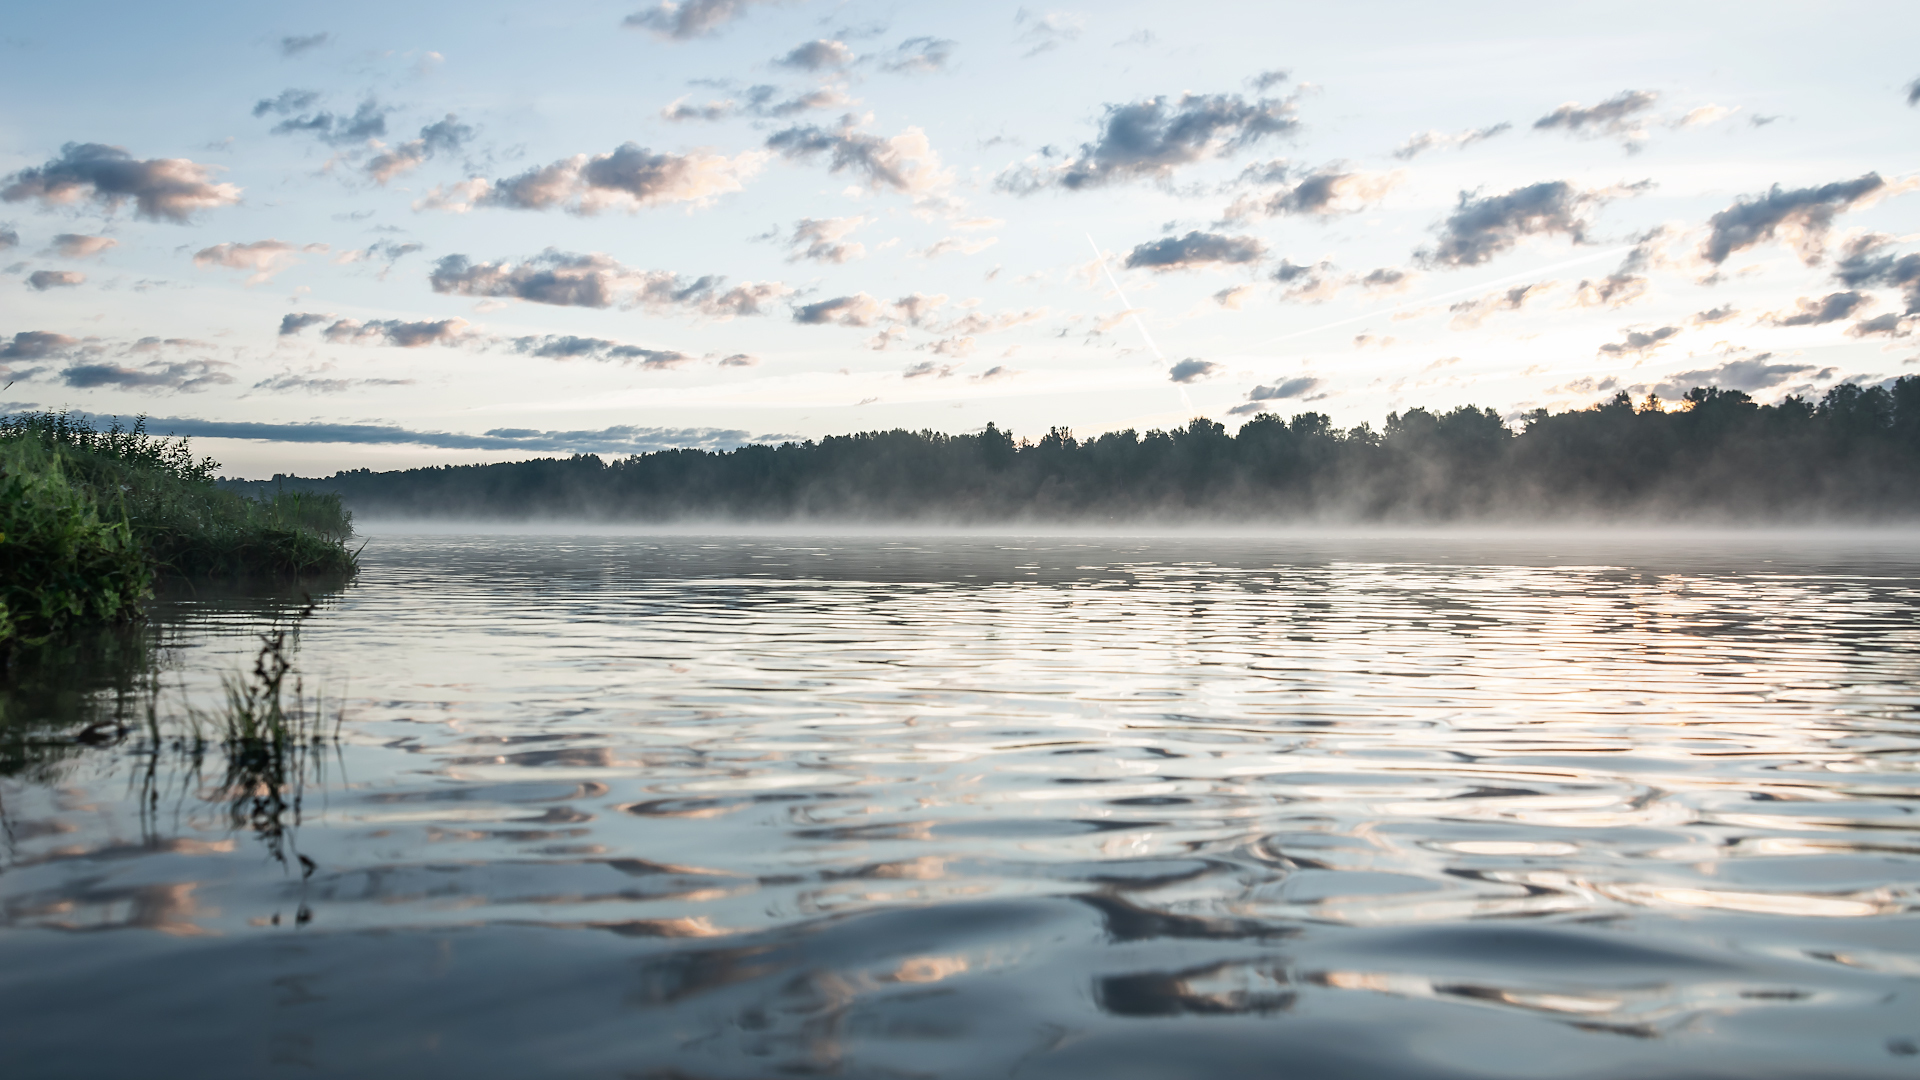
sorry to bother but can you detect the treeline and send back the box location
[2,413,357,645]
[219,381,1920,523]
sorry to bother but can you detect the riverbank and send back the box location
[0,413,358,645]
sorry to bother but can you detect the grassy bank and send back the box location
[1,412,357,645]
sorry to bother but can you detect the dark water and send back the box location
[5,532,1920,1078]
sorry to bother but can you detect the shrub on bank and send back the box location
[1,412,357,644]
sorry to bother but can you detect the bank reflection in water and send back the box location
[2,534,1918,1078]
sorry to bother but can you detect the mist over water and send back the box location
[5,531,1920,1077]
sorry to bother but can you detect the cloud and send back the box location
[914,236,997,259]
[0,223,16,250]
[1,331,80,359]
[1229,376,1324,413]
[334,239,426,277]
[1219,165,1401,220]
[429,249,789,316]
[882,37,954,75]
[279,316,470,348]
[278,312,334,336]
[622,0,778,39]
[1571,272,1648,308]
[1124,230,1264,271]
[509,334,695,369]
[269,98,390,145]
[26,270,85,290]
[1532,89,1659,148]
[1392,123,1510,160]
[1691,305,1740,325]
[1700,173,1887,266]
[1647,356,1825,399]
[1908,77,1920,108]
[664,86,855,122]
[252,89,320,117]
[1359,267,1415,294]
[1,143,242,223]
[1598,325,1681,357]
[1213,284,1254,309]
[785,216,867,263]
[1168,358,1221,383]
[719,353,759,367]
[1417,180,1615,268]
[49,233,116,258]
[1016,10,1085,56]
[793,293,883,326]
[435,143,763,214]
[1448,282,1555,329]
[366,115,474,184]
[999,91,1299,192]
[1766,291,1871,327]
[131,416,773,454]
[1249,69,1289,92]
[776,39,852,71]
[279,33,329,57]
[251,369,416,394]
[61,358,232,391]
[903,360,958,378]
[1271,258,1345,302]
[1675,104,1736,129]
[193,239,328,284]
[1831,234,1920,314]
[1849,313,1915,338]
[973,365,1018,381]
[766,117,952,198]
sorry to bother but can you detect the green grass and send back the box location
[0,412,358,645]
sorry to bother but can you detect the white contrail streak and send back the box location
[1087,234,1193,412]
[1253,245,1635,348]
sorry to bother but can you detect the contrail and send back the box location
[1087,234,1193,412]
[1252,244,1635,347]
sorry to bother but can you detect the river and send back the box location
[3,531,1919,1078]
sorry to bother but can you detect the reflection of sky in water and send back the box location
[4,534,1920,1077]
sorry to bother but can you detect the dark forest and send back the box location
[218,380,1920,522]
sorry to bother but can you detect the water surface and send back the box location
[4,532,1920,1078]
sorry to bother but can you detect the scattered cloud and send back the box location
[974,365,1018,381]
[1598,324,1681,357]
[1016,10,1085,57]
[766,117,952,200]
[1249,69,1289,92]
[1124,230,1264,271]
[1392,123,1510,160]
[1849,313,1915,338]
[131,416,773,454]
[1271,258,1345,302]
[1213,284,1255,309]
[194,239,328,284]
[1765,291,1871,326]
[719,353,759,367]
[1,143,241,223]
[279,33,330,57]
[1220,165,1401,220]
[1700,173,1887,266]
[1691,305,1740,325]
[1907,77,1920,108]
[267,98,390,145]
[1168,358,1221,383]
[915,236,998,259]
[251,368,416,394]
[62,358,232,392]
[48,233,116,258]
[1532,89,1659,149]
[784,215,867,263]
[775,39,852,71]
[903,359,958,378]
[430,249,789,316]
[0,223,17,251]
[280,314,470,348]
[1647,355,1827,399]
[366,115,474,184]
[1,331,80,359]
[1358,267,1415,294]
[1831,233,1920,314]
[1229,376,1324,413]
[882,37,953,75]
[26,270,85,290]
[1417,180,1627,269]
[793,293,883,326]
[1675,104,1736,129]
[1448,281,1555,329]
[426,143,763,214]
[252,89,320,117]
[998,91,1299,192]
[509,334,695,369]
[664,85,855,122]
[623,0,780,40]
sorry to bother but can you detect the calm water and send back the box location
[4,532,1920,1078]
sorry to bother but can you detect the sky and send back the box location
[3,0,1918,478]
